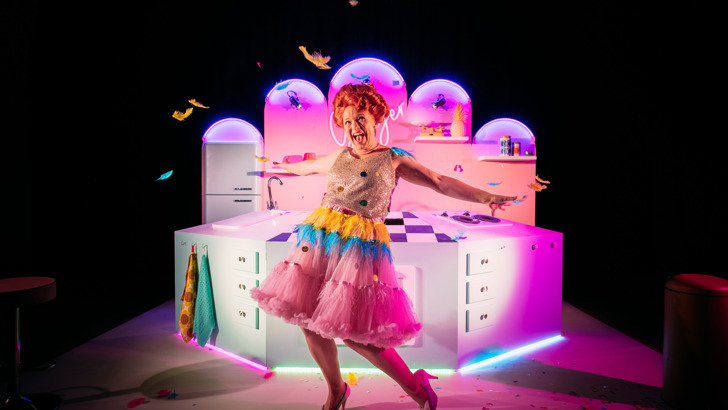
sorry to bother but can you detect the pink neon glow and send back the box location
[473,118,535,144]
[175,333,269,372]
[266,79,326,108]
[202,118,263,144]
[409,79,470,106]
[329,57,405,100]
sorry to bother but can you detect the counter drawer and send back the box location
[232,300,259,329]
[231,249,259,274]
[467,250,498,276]
[466,275,499,304]
[466,300,497,332]
[232,275,259,300]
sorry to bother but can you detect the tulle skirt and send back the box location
[250,206,422,348]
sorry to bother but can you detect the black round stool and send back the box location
[1,277,62,410]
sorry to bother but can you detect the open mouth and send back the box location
[352,132,366,144]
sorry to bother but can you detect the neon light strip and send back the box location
[458,335,564,374]
[177,332,562,376]
[175,333,269,372]
[273,367,455,376]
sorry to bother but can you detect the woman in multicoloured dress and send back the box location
[251,83,516,410]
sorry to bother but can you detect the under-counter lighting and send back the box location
[178,333,563,376]
[176,333,269,372]
[273,367,454,376]
[458,335,565,374]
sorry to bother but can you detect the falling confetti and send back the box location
[487,182,502,186]
[257,62,261,67]
[157,390,172,398]
[454,165,463,172]
[188,99,209,108]
[347,372,358,385]
[299,45,331,69]
[254,154,270,162]
[512,195,528,204]
[535,175,550,184]
[264,371,274,379]
[172,107,193,121]
[275,81,291,90]
[127,398,148,408]
[157,170,173,181]
[166,392,178,399]
[452,229,467,241]
[527,182,547,192]
[349,0,358,6]
[351,73,369,81]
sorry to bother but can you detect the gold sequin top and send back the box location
[321,148,398,220]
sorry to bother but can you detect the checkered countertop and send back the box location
[267,211,456,243]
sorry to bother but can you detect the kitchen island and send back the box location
[174,209,562,370]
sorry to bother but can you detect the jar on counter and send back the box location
[499,136,511,156]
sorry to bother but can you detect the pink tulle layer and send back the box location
[250,210,422,348]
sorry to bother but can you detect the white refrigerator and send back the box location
[202,140,264,224]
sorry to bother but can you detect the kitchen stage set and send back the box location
[176,57,563,372]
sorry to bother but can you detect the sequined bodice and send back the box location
[321,148,397,219]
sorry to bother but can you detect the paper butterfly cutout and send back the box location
[299,46,331,69]
[172,107,193,121]
[188,99,209,108]
[157,170,173,181]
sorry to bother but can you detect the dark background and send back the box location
[3,1,725,370]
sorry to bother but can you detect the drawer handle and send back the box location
[481,258,488,265]
[238,310,246,317]
[238,256,246,263]
[239,284,246,290]
[480,313,488,320]
[480,286,488,293]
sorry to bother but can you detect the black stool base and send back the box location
[1,393,62,410]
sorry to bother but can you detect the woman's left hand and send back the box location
[487,195,518,217]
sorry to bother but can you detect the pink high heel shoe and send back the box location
[414,369,438,410]
[322,382,349,410]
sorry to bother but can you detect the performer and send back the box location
[251,83,516,410]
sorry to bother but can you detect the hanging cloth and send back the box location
[179,245,198,343]
[194,246,217,347]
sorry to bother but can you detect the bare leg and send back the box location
[301,327,346,409]
[343,339,428,408]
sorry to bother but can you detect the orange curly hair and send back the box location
[332,83,391,128]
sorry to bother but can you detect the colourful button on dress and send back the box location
[251,147,421,348]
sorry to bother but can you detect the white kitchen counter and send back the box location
[174,210,563,370]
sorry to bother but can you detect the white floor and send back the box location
[16,300,674,409]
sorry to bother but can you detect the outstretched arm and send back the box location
[272,147,346,176]
[394,155,517,215]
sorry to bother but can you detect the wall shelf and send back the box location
[414,136,469,142]
[478,155,537,162]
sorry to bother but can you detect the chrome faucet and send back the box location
[267,176,283,210]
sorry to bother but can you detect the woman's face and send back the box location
[342,105,377,151]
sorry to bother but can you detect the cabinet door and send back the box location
[204,195,260,224]
[232,274,259,301]
[231,300,260,329]
[467,250,499,276]
[466,300,497,332]
[230,248,259,274]
[466,274,499,304]
[204,143,262,194]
